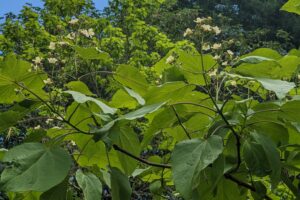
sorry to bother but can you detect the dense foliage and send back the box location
[0,0,300,199]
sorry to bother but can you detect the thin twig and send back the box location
[113,144,171,169]
[171,105,191,139]
[224,174,272,200]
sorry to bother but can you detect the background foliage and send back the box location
[0,0,300,199]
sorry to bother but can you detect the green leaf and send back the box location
[110,89,138,109]
[40,178,68,200]
[240,48,282,60]
[111,168,132,200]
[114,65,148,96]
[76,170,103,200]
[65,81,94,96]
[0,143,71,192]
[246,121,289,146]
[66,134,108,169]
[282,100,300,122]
[251,132,281,187]
[121,102,165,120]
[0,110,26,132]
[65,90,117,114]
[109,123,141,175]
[0,54,47,103]
[171,136,224,199]
[235,56,274,66]
[256,78,295,99]
[281,0,300,15]
[124,87,145,105]
[243,139,271,177]
[144,82,195,104]
[74,46,111,61]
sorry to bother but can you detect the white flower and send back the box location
[227,50,234,56]
[230,80,237,87]
[55,116,63,121]
[201,24,212,32]
[46,118,54,124]
[69,18,79,25]
[58,41,69,46]
[202,43,211,51]
[183,28,193,37]
[33,57,42,64]
[48,42,56,50]
[48,58,58,64]
[88,28,95,37]
[212,26,221,35]
[212,43,222,50]
[208,69,218,77]
[79,28,95,38]
[166,55,175,64]
[213,55,221,60]
[34,125,41,130]
[228,39,235,44]
[222,61,228,66]
[194,17,206,24]
[66,32,76,40]
[43,78,53,85]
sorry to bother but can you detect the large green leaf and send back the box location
[281,0,300,15]
[171,136,224,199]
[0,54,47,103]
[243,139,271,177]
[109,89,138,109]
[121,102,165,120]
[111,168,132,200]
[154,48,217,85]
[109,123,141,175]
[124,87,145,105]
[65,81,94,96]
[282,100,300,122]
[40,178,69,200]
[256,78,295,99]
[251,132,281,187]
[0,143,71,192]
[74,46,111,61]
[65,90,117,114]
[76,170,103,200]
[114,65,148,96]
[240,48,282,60]
[144,82,195,104]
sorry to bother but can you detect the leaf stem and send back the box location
[113,144,171,169]
[171,105,191,139]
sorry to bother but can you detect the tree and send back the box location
[0,0,300,199]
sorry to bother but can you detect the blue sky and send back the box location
[0,0,108,17]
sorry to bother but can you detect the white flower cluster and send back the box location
[183,28,193,37]
[43,78,53,85]
[166,55,175,64]
[79,28,95,38]
[48,58,58,64]
[49,42,56,50]
[69,18,79,25]
[183,16,221,37]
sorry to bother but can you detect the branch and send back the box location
[171,105,191,139]
[198,51,241,173]
[15,82,90,135]
[224,174,272,200]
[113,144,171,169]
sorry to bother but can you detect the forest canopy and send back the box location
[0,0,300,199]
